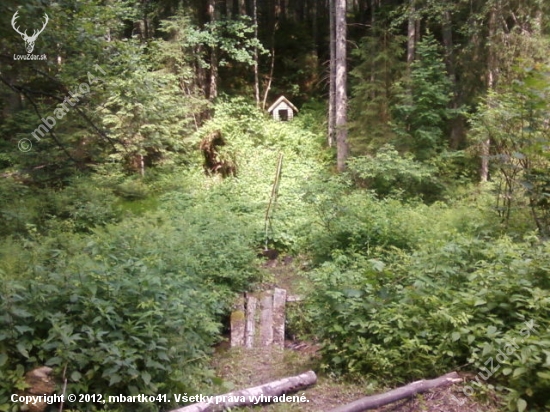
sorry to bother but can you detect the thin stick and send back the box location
[264,153,284,250]
[59,364,67,412]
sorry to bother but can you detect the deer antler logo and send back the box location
[11,11,49,54]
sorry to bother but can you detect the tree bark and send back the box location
[335,0,349,171]
[328,0,336,147]
[369,0,376,100]
[262,46,276,109]
[171,371,317,412]
[238,0,246,15]
[311,0,318,56]
[226,0,234,17]
[481,5,497,182]
[253,0,260,106]
[208,0,218,101]
[406,0,416,67]
[442,5,465,149]
[328,372,462,412]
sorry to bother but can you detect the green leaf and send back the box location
[451,332,461,342]
[109,374,122,386]
[157,351,170,361]
[513,367,527,378]
[536,371,550,380]
[486,325,497,336]
[45,357,62,366]
[482,343,494,356]
[517,398,527,412]
[369,259,386,272]
[141,371,151,386]
[70,371,82,382]
[14,325,34,334]
[344,289,363,298]
[16,343,29,358]
[11,308,32,318]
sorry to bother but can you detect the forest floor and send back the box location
[209,257,503,412]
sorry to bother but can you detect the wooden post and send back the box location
[272,288,287,348]
[230,296,245,347]
[245,295,257,348]
[260,292,274,346]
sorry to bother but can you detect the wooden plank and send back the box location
[245,295,257,348]
[230,295,245,347]
[259,292,273,347]
[272,288,287,348]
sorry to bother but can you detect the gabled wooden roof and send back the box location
[267,96,299,113]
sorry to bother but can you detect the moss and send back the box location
[231,310,246,322]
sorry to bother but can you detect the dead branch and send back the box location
[171,370,317,412]
[328,372,462,412]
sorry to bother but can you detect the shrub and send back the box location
[346,145,440,199]
[0,200,259,411]
[305,234,550,410]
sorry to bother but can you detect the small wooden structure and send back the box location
[267,96,298,121]
[231,288,288,349]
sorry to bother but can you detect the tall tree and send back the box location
[406,0,416,68]
[481,4,497,182]
[253,0,260,106]
[238,0,246,15]
[441,2,464,149]
[208,0,218,100]
[335,0,349,171]
[328,0,336,147]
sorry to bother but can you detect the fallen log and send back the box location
[328,372,462,412]
[171,370,317,412]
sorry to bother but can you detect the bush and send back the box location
[0,179,47,237]
[0,200,259,411]
[346,145,440,200]
[305,234,550,410]
[45,178,121,232]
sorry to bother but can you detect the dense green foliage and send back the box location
[302,183,550,408]
[391,33,456,160]
[0,102,325,411]
[0,183,260,411]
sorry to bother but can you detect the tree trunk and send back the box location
[262,4,278,110]
[481,6,497,182]
[226,0,234,17]
[253,0,260,106]
[328,0,336,147]
[328,372,462,412]
[406,0,416,67]
[238,0,246,15]
[442,6,465,149]
[369,0,376,100]
[171,371,317,412]
[208,0,218,101]
[335,0,349,171]
[280,0,287,20]
[139,154,145,177]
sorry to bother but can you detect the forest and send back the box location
[1,0,550,411]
